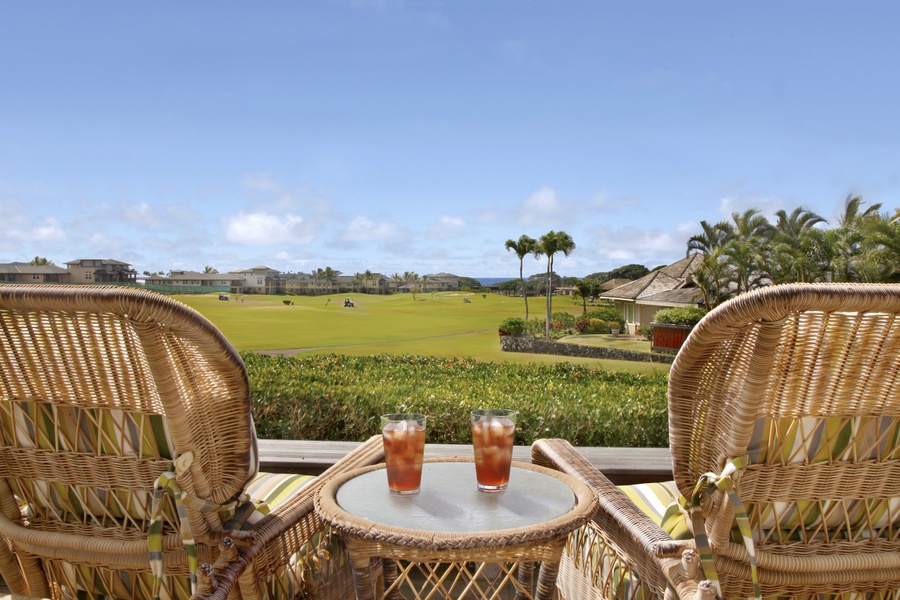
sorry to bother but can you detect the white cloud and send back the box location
[24,217,67,243]
[0,197,64,248]
[340,216,405,242]
[223,212,309,245]
[516,186,566,227]
[427,215,466,240]
[585,225,684,264]
[720,194,783,219]
[675,220,700,236]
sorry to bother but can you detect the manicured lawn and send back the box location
[177,292,669,375]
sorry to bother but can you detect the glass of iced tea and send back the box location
[470,409,518,492]
[381,413,427,495]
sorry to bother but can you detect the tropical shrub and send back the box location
[652,306,707,327]
[577,318,606,334]
[498,317,527,336]
[585,307,625,330]
[574,318,589,334]
[244,353,669,448]
[551,311,577,329]
[637,324,653,341]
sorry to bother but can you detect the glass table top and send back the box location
[335,461,577,533]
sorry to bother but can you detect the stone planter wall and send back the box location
[499,335,675,364]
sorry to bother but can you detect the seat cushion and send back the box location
[44,472,339,600]
[620,480,691,540]
[233,472,349,600]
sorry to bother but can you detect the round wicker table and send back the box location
[314,456,598,600]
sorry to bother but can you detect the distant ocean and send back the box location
[476,277,514,286]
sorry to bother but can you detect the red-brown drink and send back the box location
[471,409,518,492]
[381,414,427,495]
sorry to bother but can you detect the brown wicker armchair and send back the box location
[534,283,900,599]
[0,284,384,600]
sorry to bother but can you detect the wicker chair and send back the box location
[534,283,900,599]
[0,284,384,600]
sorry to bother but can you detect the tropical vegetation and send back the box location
[689,195,900,309]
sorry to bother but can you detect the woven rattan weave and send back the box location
[0,284,385,600]
[533,283,900,599]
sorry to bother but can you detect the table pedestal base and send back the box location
[352,555,558,600]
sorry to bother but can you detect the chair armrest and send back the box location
[194,435,386,600]
[532,438,698,599]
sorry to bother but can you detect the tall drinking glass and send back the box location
[471,409,517,492]
[381,413,427,495]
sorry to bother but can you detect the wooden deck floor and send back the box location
[257,439,673,485]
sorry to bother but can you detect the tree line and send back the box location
[688,195,900,308]
[505,195,900,324]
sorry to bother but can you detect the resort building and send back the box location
[421,273,460,292]
[600,254,705,334]
[0,262,70,284]
[1,258,459,297]
[143,271,246,294]
[66,259,137,284]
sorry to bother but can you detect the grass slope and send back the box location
[177,292,669,374]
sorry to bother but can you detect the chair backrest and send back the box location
[669,282,900,549]
[0,284,257,534]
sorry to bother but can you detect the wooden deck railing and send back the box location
[257,439,672,486]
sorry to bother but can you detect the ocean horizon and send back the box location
[475,277,515,286]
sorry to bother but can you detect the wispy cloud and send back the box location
[584,225,684,265]
[427,215,466,240]
[340,215,406,242]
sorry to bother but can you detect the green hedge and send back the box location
[652,306,707,326]
[244,353,669,448]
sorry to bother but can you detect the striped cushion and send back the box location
[620,480,691,540]
[746,416,900,538]
[235,472,348,600]
[559,481,689,600]
[583,479,899,600]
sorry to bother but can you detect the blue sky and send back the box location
[2,1,899,280]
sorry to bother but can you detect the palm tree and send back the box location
[859,213,900,282]
[686,219,732,257]
[505,235,538,320]
[390,272,404,293]
[364,269,374,293]
[405,272,422,300]
[203,265,219,274]
[534,230,576,337]
[323,267,338,294]
[312,268,324,295]
[723,209,772,295]
[833,194,883,282]
[768,207,826,283]
[29,256,54,266]
[574,279,599,316]
[693,246,730,309]
[353,272,365,293]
